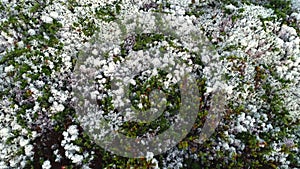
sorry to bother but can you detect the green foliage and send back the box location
[29,3,41,13]
[95,1,122,22]
[132,33,166,51]
[0,48,29,64]
[77,17,98,37]
[185,5,205,17]
[265,0,292,20]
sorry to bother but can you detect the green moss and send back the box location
[185,6,205,17]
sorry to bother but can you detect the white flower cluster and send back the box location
[291,0,300,13]
[73,6,218,152]
[162,147,185,169]
[69,0,300,167]
[61,125,85,164]
[0,0,133,168]
[145,152,159,169]
[264,141,295,168]
[0,99,37,168]
[190,1,300,166]
[1,0,300,168]
[4,65,14,73]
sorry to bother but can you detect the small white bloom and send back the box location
[28,29,36,36]
[32,131,37,138]
[129,79,136,85]
[235,124,247,133]
[67,125,78,136]
[92,49,98,56]
[12,121,22,130]
[19,137,29,147]
[107,62,116,73]
[223,143,230,150]
[70,135,78,141]
[24,144,34,156]
[17,41,24,48]
[9,160,17,167]
[151,158,159,169]
[225,4,237,10]
[47,60,54,70]
[238,113,245,121]
[138,103,143,109]
[35,80,45,88]
[1,0,8,4]
[291,12,300,21]
[166,73,172,80]
[62,131,69,137]
[152,68,158,76]
[71,154,83,164]
[266,124,273,130]
[41,15,53,23]
[48,96,54,103]
[49,11,59,19]
[240,37,248,46]
[113,48,120,55]
[137,50,144,57]
[146,152,154,161]
[152,58,161,67]
[225,85,234,95]
[163,81,170,89]
[90,91,99,100]
[51,101,65,112]
[57,103,65,112]
[42,160,51,169]
[4,65,14,73]
[61,140,66,146]
[0,127,10,137]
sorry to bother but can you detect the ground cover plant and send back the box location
[0,0,300,168]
